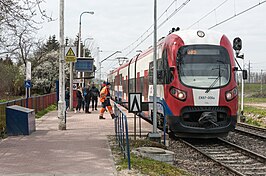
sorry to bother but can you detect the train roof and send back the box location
[109,29,226,75]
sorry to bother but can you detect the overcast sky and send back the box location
[38,0,266,78]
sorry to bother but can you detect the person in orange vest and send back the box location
[99,82,116,119]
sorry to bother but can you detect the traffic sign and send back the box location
[128,93,142,113]
[65,47,77,62]
[24,80,31,88]
[73,84,77,90]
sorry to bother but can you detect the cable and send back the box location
[208,1,266,29]
[121,0,179,52]
[124,0,191,56]
[187,0,229,29]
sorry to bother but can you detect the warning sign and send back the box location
[65,47,77,62]
[128,93,142,113]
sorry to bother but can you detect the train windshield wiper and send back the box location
[205,60,225,93]
[205,77,220,93]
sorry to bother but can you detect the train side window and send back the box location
[119,74,122,85]
[157,58,164,84]
[148,61,153,84]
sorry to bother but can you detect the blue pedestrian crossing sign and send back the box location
[128,93,142,113]
[24,80,31,88]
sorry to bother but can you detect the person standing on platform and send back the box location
[82,86,87,112]
[91,82,100,111]
[99,82,116,119]
[65,87,70,111]
[85,84,92,113]
[100,81,106,91]
[75,86,83,113]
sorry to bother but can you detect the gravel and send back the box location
[168,139,238,176]
[222,131,266,157]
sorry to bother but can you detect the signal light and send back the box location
[233,37,242,51]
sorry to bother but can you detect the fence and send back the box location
[114,102,131,170]
[0,93,57,134]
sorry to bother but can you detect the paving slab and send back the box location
[0,109,117,176]
[0,103,156,176]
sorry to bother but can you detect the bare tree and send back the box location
[0,0,53,59]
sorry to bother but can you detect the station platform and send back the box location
[0,105,153,176]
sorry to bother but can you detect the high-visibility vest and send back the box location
[100,86,110,102]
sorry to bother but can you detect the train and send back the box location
[108,28,247,138]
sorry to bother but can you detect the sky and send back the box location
[37,0,266,79]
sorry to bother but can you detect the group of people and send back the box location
[75,82,100,113]
[65,81,115,120]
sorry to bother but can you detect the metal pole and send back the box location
[78,12,94,87]
[97,47,100,82]
[99,62,102,82]
[261,69,263,95]
[152,0,158,134]
[70,62,73,110]
[240,56,244,118]
[78,14,82,87]
[58,0,66,130]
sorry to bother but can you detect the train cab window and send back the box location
[177,45,231,89]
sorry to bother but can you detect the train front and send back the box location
[166,30,238,138]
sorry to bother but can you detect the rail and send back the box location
[0,93,57,134]
[114,102,131,170]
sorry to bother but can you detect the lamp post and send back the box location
[78,11,94,86]
[69,11,94,111]
[83,37,94,57]
[99,51,121,81]
[82,37,94,87]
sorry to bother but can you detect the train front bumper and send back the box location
[166,115,237,138]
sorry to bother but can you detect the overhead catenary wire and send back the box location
[208,0,266,29]
[187,0,229,29]
[124,0,190,57]
[121,0,179,53]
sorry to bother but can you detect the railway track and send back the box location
[222,123,266,157]
[235,123,266,139]
[181,137,266,176]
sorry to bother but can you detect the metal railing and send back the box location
[114,102,131,170]
[115,100,168,145]
[0,93,57,134]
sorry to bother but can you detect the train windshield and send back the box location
[177,45,231,89]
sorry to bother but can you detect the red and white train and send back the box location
[108,29,245,138]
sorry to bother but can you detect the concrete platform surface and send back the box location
[0,109,117,176]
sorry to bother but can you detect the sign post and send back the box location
[65,46,77,111]
[129,93,142,140]
[25,61,31,108]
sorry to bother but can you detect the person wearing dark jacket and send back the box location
[85,84,92,113]
[90,82,100,111]
[75,86,83,113]
[65,87,70,111]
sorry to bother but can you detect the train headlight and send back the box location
[225,87,238,101]
[170,87,187,101]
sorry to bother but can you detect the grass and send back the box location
[244,106,266,128]
[0,96,24,103]
[110,137,189,176]
[36,104,57,118]
[242,83,266,97]
[244,97,266,103]
[118,154,188,176]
